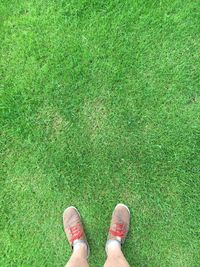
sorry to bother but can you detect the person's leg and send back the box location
[65,242,89,267]
[103,204,131,267]
[63,207,89,267]
[103,241,130,267]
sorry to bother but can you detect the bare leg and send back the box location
[104,244,130,267]
[65,243,89,267]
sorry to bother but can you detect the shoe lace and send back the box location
[69,223,83,242]
[109,223,127,238]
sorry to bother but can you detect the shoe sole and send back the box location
[115,203,130,214]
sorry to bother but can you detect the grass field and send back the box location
[1,1,200,266]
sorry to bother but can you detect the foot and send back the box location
[63,206,89,257]
[107,204,130,245]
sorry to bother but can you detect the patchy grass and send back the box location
[1,0,200,266]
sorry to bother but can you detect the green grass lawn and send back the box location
[1,0,200,266]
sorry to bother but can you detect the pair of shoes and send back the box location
[63,203,130,258]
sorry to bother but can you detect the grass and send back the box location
[1,0,200,266]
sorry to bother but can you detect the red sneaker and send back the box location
[63,206,89,257]
[107,203,130,245]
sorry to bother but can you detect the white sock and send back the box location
[73,241,87,252]
[106,239,121,253]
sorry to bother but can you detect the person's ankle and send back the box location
[106,239,122,256]
[73,242,88,258]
